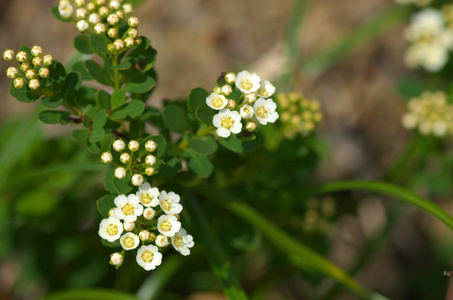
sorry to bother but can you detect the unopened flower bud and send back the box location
[107,43,115,52]
[128,140,139,151]
[123,221,135,231]
[108,208,115,216]
[32,57,42,66]
[114,167,126,179]
[221,85,233,96]
[113,139,125,151]
[107,13,119,25]
[94,23,106,34]
[77,20,89,32]
[86,2,96,11]
[145,140,156,152]
[58,2,74,19]
[122,4,133,14]
[245,121,257,132]
[94,0,105,6]
[39,67,50,78]
[135,38,142,45]
[131,174,143,186]
[43,54,53,66]
[124,37,135,48]
[240,105,254,120]
[74,0,85,7]
[3,49,14,61]
[245,93,257,104]
[227,99,236,109]
[113,39,125,50]
[143,207,156,220]
[109,0,121,10]
[25,69,36,80]
[6,67,18,79]
[101,151,113,163]
[225,72,236,84]
[128,28,138,38]
[128,17,139,27]
[88,13,101,24]
[28,79,40,90]
[145,167,155,176]
[76,7,88,19]
[98,6,109,18]
[145,155,156,166]
[116,10,124,19]
[20,63,30,72]
[107,28,117,38]
[214,86,222,94]
[120,153,130,164]
[31,45,43,57]
[16,51,27,62]
[155,234,169,247]
[110,252,123,266]
[149,232,157,242]
[13,78,25,89]
[139,230,150,241]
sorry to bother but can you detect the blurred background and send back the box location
[1,0,452,299]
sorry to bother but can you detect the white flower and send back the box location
[113,139,125,151]
[256,80,276,98]
[124,37,135,48]
[114,167,126,179]
[145,140,157,152]
[123,4,133,14]
[31,45,43,57]
[58,1,74,19]
[88,13,101,24]
[155,234,170,247]
[159,191,183,215]
[171,228,194,256]
[99,216,123,242]
[143,207,156,220]
[123,221,135,231]
[131,174,144,186]
[120,232,140,250]
[128,17,139,27]
[109,0,121,9]
[43,54,53,66]
[221,85,233,96]
[136,245,162,271]
[110,252,123,266]
[113,194,143,222]
[245,93,257,104]
[224,72,236,84]
[206,92,228,110]
[107,13,120,25]
[114,39,125,51]
[101,152,113,164]
[145,155,156,166]
[6,67,18,79]
[145,167,155,176]
[99,6,109,18]
[139,230,150,241]
[253,98,279,125]
[3,49,14,61]
[157,215,181,237]
[77,20,89,32]
[120,153,130,164]
[212,109,242,138]
[32,57,42,66]
[76,8,88,19]
[136,182,159,207]
[16,51,27,62]
[25,69,36,80]
[13,78,25,89]
[28,79,40,90]
[39,67,50,78]
[128,140,140,151]
[235,70,260,94]
[240,105,254,120]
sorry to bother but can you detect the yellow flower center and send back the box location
[124,236,135,248]
[142,250,154,263]
[160,220,172,232]
[258,88,268,97]
[107,224,119,236]
[212,97,224,108]
[122,203,134,216]
[257,106,268,119]
[221,116,234,129]
[141,193,152,205]
[174,235,184,248]
[161,199,171,211]
[241,80,253,91]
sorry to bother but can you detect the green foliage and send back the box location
[74,35,94,54]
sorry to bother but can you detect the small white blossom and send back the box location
[16,51,27,63]
[123,3,133,14]
[32,57,42,66]
[155,234,169,247]
[25,69,36,80]
[171,228,194,256]
[245,121,257,132]
[139,230,150,241]
[128,17,139,27]
[136,245,162,271]
[136,182,159,207]
[13,78,25,89]
[101,151,113,163]
[224,72,236,84]
[221,85,233,96]
[94,23,106,34]
[114,167,126,179]
[240,105,254,120]
[206,92,228,110]
[98,6,109,18]
[107,28,118,38]
[6,67,18,79]
[20,63,30,72]
[212,109,242,138]
[28,79,40,90]
[88,13,101,24]
[123,221,135,231]
[143,207,156,220]
[76,8,88,19]
[58,1,74,19]
[120,153,130,164]
[145,155,156,166]
[99,216,123,242]
[253,98,279,125]
[131,174,144,186]
[113,194,143,222]
[107,13,120,25]
[157,215,181,237]
[114,40,125,51]
[145,140,156,152]
[3,49,14,61]
[128,28,138,38]
[235,70,260,94]
[145,167,155,176]
[245,93,257,104]
[159,191,183,215]
[124,37,135,48]
[116,10,124,19]
[74,0,85,7]
[109,0,121,9]
[31,45,43,57]
[110,252,123,266]
[43,54,53,66]
[257,80,276,98]
[39,67,49,78]
[77,20,90,32]
[113,139,126,151]
[86,2,96,11]
[128,140,140,151]
[120,232,140,250]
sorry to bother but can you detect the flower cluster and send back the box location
[207,70,279,138]
[403,8,453,72]
[101,138,160,185]
[401,91,453,137]
[3,46,53,90]
[394,0,431,7]
[57,0,141,52]
[277,92,323,138]
[99,182,194,270]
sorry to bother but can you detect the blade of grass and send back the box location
[42,289,144,300]
[302,6,410,76]
[187,195,249,300]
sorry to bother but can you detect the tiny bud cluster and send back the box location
[99,183,194,270]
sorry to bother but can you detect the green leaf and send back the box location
[110,100,145,119]
[42,289,143,300]
[123,76,156,94]
[89,128,105,143]
[158,156,182,177]
[112,61,132,70]
[16,189,57,217]
[195,106,216,127]
[188,87,209,118]
[90,34,110,59]
[93,110,108,129]
[39,110,70,125]
[186,149,214,178]
[111,90,127,110]
[74,35,94,54]
[218,134,260,153]
[9,84,40,103]
[48,60,67,87]
[85,60,112,86]
[88,141,101,154]
[41,96,63,108]
[96,90,110,110]
[104,168,134,194]
[71,129,90,143]
[163,104,190,134]
[63,72,83,99]
[97,194,117,218]
[72,61,93,81]
[49,6,71,22]
[187,196,249,300]
[189,135,218,155]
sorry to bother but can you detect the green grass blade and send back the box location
[316,180,453,230]
[302,6,410,76]
[187,195,249,300]
[42,289,144,300]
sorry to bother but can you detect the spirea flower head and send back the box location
[257,80,276,98]
[159,191,183,215]
[254,98,279,125]
[212,109,242,138]
[206,92,228,110]
[120,232,140,250]
[157,215,181,237]
[99,216,123,242]
[235,70,260,94]
[136,245,162,271]
[113,194,143,222]
[171,228,195,256]
[113,138,125,151]
[136,182,160,207]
